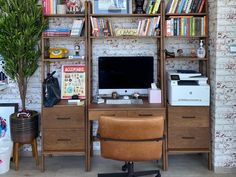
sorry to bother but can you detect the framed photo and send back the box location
[93,0,129,14]
[0,103,18,140]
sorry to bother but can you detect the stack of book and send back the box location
[70,19,85,36]
[43,28,70,36]
[166,0,206,14]
[165,16,206,37]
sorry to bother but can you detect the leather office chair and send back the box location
[97,116,164,177]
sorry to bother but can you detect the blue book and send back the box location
[178,0,186,13]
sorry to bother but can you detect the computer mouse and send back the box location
[123,95,129,100]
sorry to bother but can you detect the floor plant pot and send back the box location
[10,111,39,143]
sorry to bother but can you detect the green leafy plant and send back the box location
[0,0,47,111]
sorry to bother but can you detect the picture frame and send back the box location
[93,0,129,14]
[0,103,18,140]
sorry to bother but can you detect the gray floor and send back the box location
[3,154,236,177]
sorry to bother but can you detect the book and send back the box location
[71,19,84,36]
[61,64,86,99]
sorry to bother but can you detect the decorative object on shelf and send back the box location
[177,48,183,56]
[61,64,86,99]
[66,0,83,14]
[74,43,80,56]
[115,28,138,36]
[165,49,175,58]
[48,48,68,58]
[190,48,197,57]
[57,4,67,14]
[133,92,140,99]
[197,40,206,58]
[112,91,119,99]
[135,0,145,14]
[93,0,129,14]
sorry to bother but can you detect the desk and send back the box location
[87,101,166,171]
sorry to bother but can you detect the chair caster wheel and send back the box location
[121,163,127,171]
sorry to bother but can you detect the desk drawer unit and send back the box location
[44,129,85,151]
[43,106,85,129]
[128,110,165,117]
[167,106,210,149]
[88,110,126,120]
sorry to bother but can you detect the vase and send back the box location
[135,0,145,14]
[10,111,39,143]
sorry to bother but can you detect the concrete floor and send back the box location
[3,154,236,177]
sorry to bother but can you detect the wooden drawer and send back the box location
[127,110,165,117]
[43,129,85,151]
[168,106,209,127]
[88,110,127,120]
[168,127,210,149]
[43,107,84,129]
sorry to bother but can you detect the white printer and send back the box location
[167,70,210,106]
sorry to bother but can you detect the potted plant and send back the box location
[0,0,47,143]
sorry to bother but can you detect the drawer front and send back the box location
[43,107,84,129]
[127,110,165,117]
[168,127,210,149]
[43,129,85,151]
[168,106,209,127]
[88,110,127,120]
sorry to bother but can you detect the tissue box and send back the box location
[148,89,161,103]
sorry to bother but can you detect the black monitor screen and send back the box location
[98,56,154,89]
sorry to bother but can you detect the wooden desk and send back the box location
[87,102,166,171]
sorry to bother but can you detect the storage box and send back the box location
[148,89,161,103]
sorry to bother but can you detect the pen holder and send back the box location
[148,89,161,103]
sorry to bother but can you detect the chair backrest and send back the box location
[98,116,164,162]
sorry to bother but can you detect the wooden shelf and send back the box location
[166,57,208,61]
[42,36,85,39]
[166,13,207,16]
[44,14,85,17]
[89,36,161,39]
[42,58,85,62]
[90,13,161,17]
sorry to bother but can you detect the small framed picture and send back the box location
[93,0,129,14]
[0,103,18,140]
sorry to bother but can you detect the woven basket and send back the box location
[10,111,39,143]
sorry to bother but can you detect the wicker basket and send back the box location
[10,111,39,143]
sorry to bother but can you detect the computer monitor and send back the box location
[98,56,154,96]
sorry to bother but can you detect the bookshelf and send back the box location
[40,1,88,171]
[164,0,211,170]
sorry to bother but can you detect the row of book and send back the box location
[43,0,57,15]
[90,17,161,37]
[145,0,161,14]
[137,17,161,36]
[43,19,84,36]
[166,0,206,14]
[166,16,206,37]
[90,17,113,37]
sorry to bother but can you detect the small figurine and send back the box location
[190,48,197,57]
[177,49,183,56]
[66,0,82,14]
[74,44,80,56]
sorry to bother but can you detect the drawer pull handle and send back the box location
[182,137,195,140]
[138,114,153,116]
[57,139,71,142]
[57,117,71,120]
[182,116,196,119]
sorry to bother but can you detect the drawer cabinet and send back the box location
[42,106,85,152]
[167,105,210,150]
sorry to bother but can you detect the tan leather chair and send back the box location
[97,116,164,177]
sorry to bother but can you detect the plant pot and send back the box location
[10,111,39,143]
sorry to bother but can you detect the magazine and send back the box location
[61,64,86,99]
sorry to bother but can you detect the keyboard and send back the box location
[106,99,143,105]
